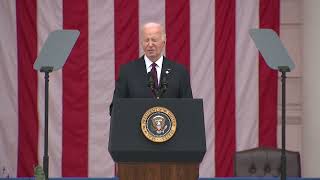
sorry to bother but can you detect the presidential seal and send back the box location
[141,106,177,143]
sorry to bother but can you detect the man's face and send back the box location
[142,26,165,62]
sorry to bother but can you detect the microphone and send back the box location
[161,73,168,90]
[147,71,159,98]
[159,68,170,97]
[147,71,155,89]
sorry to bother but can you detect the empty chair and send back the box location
[234,147,301,177]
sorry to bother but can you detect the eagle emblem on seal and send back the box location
[151,115,168,134]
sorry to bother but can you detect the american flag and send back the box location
[0,0,279,178]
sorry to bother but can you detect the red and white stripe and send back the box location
[0,0,279,178]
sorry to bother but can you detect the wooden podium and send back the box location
[118,162,198,180]
[109,99,206,180]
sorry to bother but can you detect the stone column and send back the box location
[302,0,320,177]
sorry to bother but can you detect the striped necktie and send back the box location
[151,63,159,89]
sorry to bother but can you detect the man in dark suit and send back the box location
[110,22,192,114]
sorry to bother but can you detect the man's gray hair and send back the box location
[141,22,166,42]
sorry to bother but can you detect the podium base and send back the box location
[118,162,199,180]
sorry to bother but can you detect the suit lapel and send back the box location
[136,56,154,98]
[136,56,147,78]
[161,57,173,82]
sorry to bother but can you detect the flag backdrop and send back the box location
[0,0,279,178]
